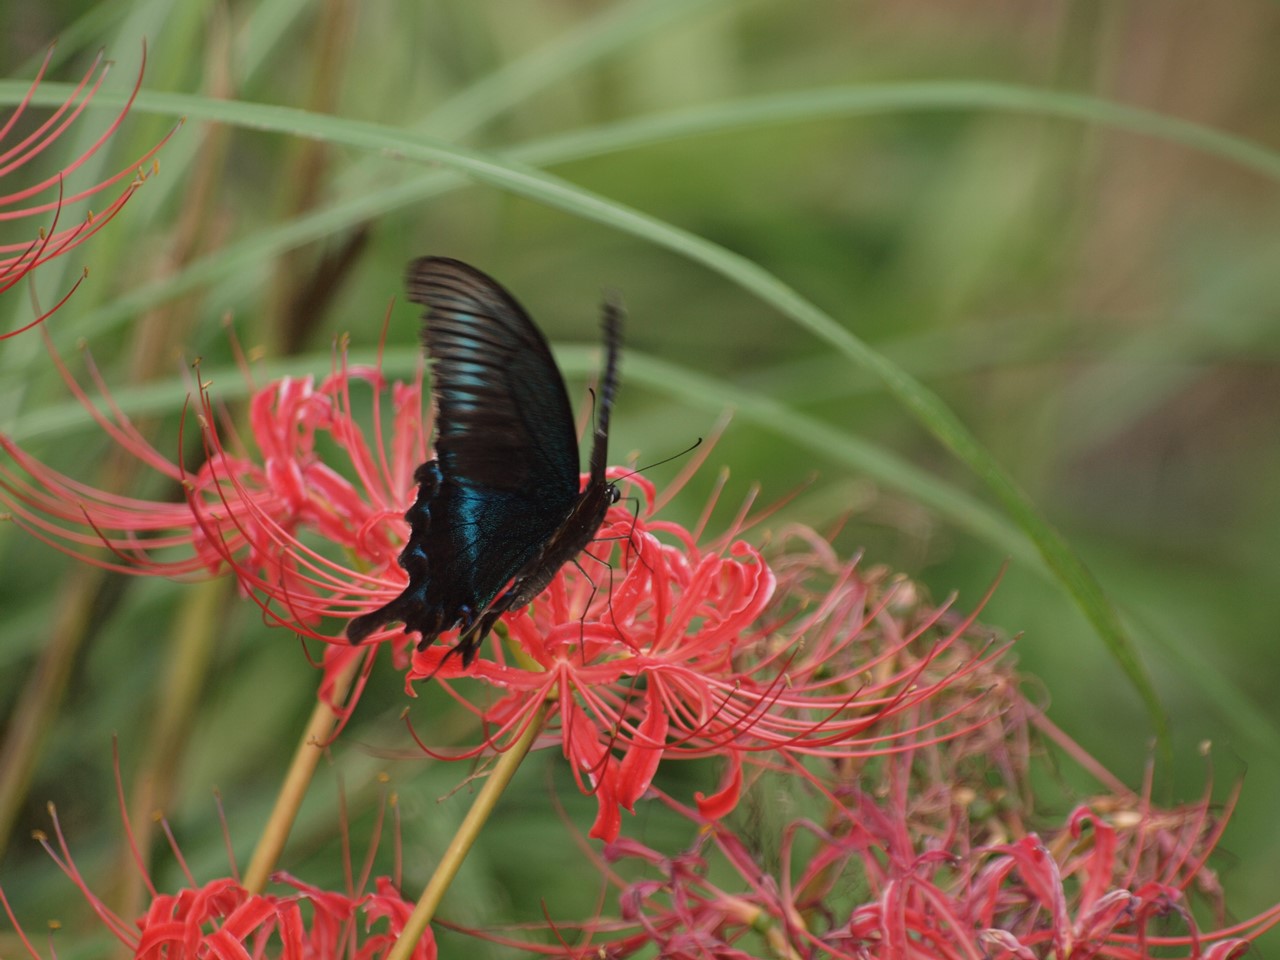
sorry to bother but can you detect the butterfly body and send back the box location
[346,257,622,666]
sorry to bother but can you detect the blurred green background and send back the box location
[2,0,1278,954]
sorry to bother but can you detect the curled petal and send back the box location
[2,44,178,337]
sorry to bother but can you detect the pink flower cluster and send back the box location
[498,617,1280,959]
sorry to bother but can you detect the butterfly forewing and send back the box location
[408,258,581,498]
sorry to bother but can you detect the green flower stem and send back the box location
[118,576,232,921]
[0,564,101,859]
[240,652,363,894]
[388,697,554,960]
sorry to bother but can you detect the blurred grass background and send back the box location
[2,0,1279,954]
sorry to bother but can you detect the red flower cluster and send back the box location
[393,513,1006,841]
[0,801,431,960]
[5,330,1276,958]
[592,786,1278,960]
[495,609,1280,960]
[0,346,422,588]
[1,45,174,337]
[4,30,1275,960]
[0,341,1005,843]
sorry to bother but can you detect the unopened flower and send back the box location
[1,44,175,337]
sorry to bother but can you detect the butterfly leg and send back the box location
[452,593,517,667]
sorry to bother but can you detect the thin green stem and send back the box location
[387,697,554,960]
[241,653,363,893]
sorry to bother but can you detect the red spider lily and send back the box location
[0,337,421,580]
[0,339,428,712]
[0,791,432,960]
[519,706,1280,960]
[463,615,1280,960]
[1,337,1006,842]
[609,814,1280,960]
[1,44,175,338]
[387,521,1007,842]
[0,336,425,729]
[506,763,1280,960]
[838,789,1280,960]
[181,354,1007,840]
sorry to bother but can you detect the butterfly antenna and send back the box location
[590,296,624,482]
[612,437,704,486]
[605,438,702,581]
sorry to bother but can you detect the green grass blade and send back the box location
[12,345,1038,576]
[14,79,1277,734]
